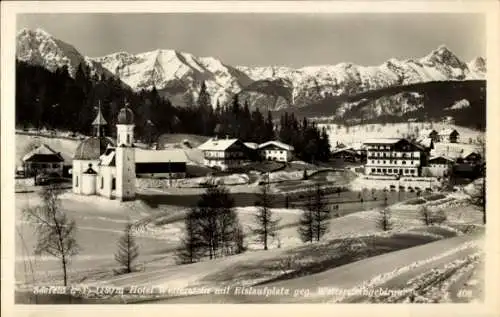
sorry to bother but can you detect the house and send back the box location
[198,137,249,171]
[438,128,459,143]
[426,155,454,177]
[22,144,65,178]
[363,138,428,177]
[258,141,294,162]
[330,148,360,163]
[462,150,482,164]
[419,129,439,142]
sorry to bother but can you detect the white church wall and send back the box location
[115,147,136,201]
[81,173,97,195]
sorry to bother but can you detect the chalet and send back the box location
[462,150,482,164]
[330,148,359,163]
[22,144,65,178]
[438,128,459,143]
[427,155,454,177]
[364,138,428,177]
[198,137,249,171]
[419,129,439,143]
[258,141,294,162]
[134,148,188,178]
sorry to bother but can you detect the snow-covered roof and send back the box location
[258,140,294,151]
[198,138,240,151]
[419,129,437,137]
[135,148,188,163]
[100,151,116,167]
[363,138,404,145]
[331,148,357,155]
[416,137,433,148]
[429,155,454,163]
[244,142,259,150]
[22,144,64,162]
[463,149,481,159]
[439,128,459,136]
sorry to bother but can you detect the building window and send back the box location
[126,134,130,144]
[75,176,78,187]
[388,169,392,173]
[402,161,406,165]
[383,160,386,164]
[112,178,116,190]
[410,170,416,174]
[383,169,387,173]
[101,177,104,189]
[377,168,381,173]
[371,168,375,173]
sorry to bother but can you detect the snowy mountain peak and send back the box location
[420,45,465,68]
[468,57,486,73]
[16,28,112,79]
[16,29,486,111]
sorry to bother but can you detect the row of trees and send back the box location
[16,61,331,163]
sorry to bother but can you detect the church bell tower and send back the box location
[115,99,136,201]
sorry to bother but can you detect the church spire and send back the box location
[92,100,107,137]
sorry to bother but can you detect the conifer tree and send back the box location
[114,223,140,274]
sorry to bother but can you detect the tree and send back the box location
[311,183,331,241]
[189,183,244,259]
[376,196,392,231]
[419,206,432,226]
[23,184,80,286]
[377,208,392,231]
[298,196,315,243]
[176,210,204,264]
[114,223,140,274]
[253,183,280,250]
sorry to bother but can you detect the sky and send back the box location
[17,13,485,68]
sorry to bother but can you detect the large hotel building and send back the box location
[364,138,427,177]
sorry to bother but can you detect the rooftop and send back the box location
[258,140,294,151]
[198,138,240,151]
[22,144,64,162]
[135,148,188,163]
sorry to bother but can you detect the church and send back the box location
[72,101,137,201]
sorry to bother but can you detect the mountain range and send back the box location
[16,28,486,119]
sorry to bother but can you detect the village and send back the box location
[17,105,485,198]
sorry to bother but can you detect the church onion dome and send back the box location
[117,106,135,125]
[73,136,116,160]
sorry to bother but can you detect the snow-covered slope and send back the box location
[17,28,486,112]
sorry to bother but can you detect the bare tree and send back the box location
[23,184,80,286]
[253,183,280,250]
[114,223,140,274]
